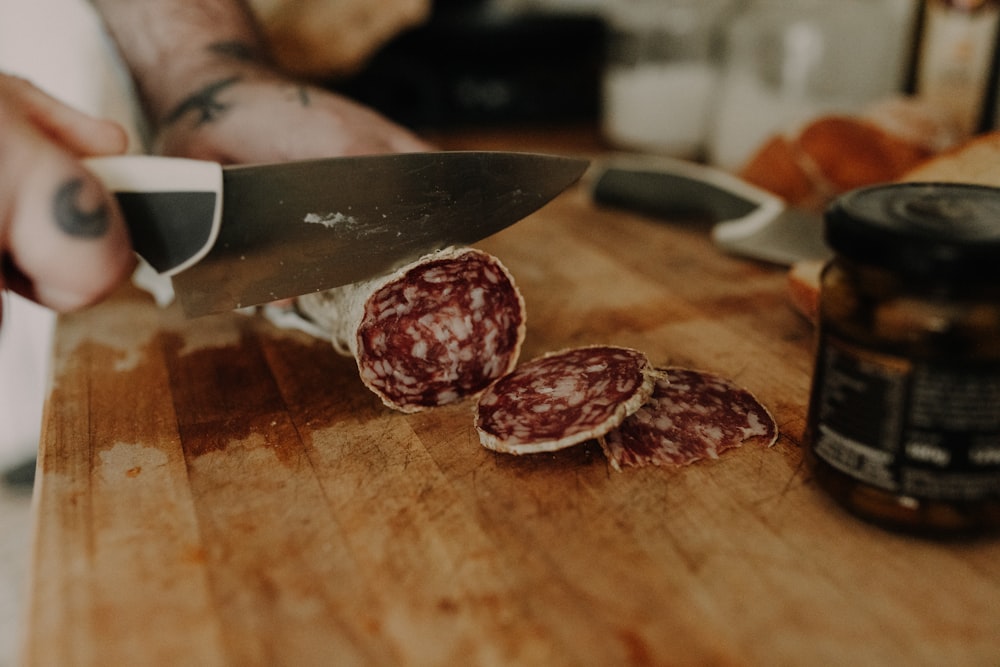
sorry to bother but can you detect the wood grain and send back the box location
[22,142,1000,666]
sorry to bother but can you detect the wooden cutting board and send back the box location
[21,144,1000,666]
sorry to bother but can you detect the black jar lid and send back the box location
[825,182,1000,282]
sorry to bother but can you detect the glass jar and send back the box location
[600,0,731,158]
[805,182,1000,535]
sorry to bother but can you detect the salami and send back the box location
[475,345,661,455]
[600,367,778,470]
[296,246,526,413]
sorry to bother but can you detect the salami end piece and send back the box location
[297,247,526,413]
[475,346,661,455]
[600,367,778,471]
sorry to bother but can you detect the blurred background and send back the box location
[2,0,998,663]
[262,0,986,203]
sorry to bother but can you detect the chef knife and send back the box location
[84,151,588,317]
[589,154,831,265]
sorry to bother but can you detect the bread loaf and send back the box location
[899,130,1000,186]
[248,0,430,77]
[738,96,960,213]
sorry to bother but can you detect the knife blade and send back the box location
[85,151,588,317]
[589,154,832,266]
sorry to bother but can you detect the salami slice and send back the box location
[475,345,661,455]
[296,247,526,413]
[600,367,778,470]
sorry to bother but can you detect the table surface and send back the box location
[21,128,1000,666]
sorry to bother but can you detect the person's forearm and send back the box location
[91,0,275,128]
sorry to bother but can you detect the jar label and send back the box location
[811,335,1000,501]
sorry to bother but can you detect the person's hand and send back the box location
[0,73,137,325]
[151,71,432,164]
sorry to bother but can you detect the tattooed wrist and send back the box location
[157,39,270,129]
[161,73,314,132]
[163,75,241,128]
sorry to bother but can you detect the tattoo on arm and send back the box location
[160,40,312,129]
[164,76,241,127]
[54,179,109,238]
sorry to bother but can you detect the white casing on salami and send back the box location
[296,246,526,413]
[475,345,662,455]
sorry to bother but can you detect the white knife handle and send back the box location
[83,155,224,275]
[590,153,786,244]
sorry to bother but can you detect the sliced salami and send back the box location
[475,345,661,455]
[600,367,778,470]
[296,247,526,413]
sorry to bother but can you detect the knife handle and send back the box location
[590,154,786,244]
[83,155,223,275]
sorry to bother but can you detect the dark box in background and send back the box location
[328,2,607,129]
